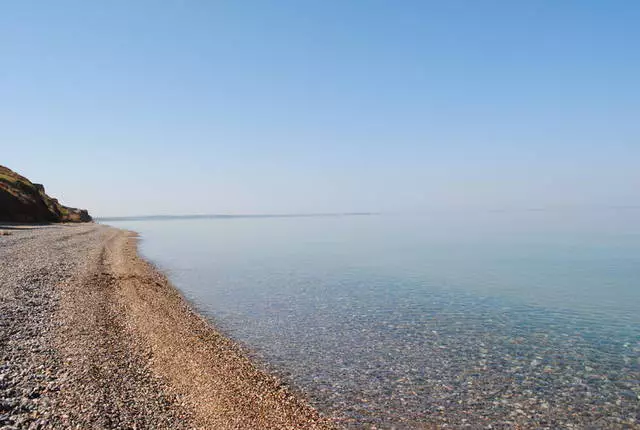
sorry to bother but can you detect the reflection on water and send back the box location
[105,211,640,427]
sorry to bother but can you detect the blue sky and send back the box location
[1,1,638,216]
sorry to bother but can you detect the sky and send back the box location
[1,1,639,217]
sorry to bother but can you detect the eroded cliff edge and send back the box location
[0,165,91,222]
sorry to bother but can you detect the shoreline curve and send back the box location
[109,226,334,429]
[0,223,334,429]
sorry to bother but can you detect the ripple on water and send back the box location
[114,215,640,428]
[207,284,640,428]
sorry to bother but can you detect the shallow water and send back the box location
[105,211,640,427]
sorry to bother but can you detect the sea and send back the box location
[103,209,640,428]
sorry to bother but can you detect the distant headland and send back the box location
[0,165,92,223]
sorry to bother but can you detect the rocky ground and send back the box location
[0,224,332,429]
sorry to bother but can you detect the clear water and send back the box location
[105,211,640,427]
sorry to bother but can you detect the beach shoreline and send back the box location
[0,223,333,429]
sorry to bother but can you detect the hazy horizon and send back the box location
[2,1,639,217]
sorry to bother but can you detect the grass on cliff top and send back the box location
[0,172,34,187]
[0,172,20,183]
[0,165,23,181]
[0,169,40,202]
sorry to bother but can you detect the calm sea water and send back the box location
[105,211,640,427]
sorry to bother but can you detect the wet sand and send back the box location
[0,223,333,429]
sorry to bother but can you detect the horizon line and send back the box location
[96,212,380,222]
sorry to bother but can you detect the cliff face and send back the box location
[0,165,92,223]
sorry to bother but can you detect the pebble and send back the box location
[0,225,187,429]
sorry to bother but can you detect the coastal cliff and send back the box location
[0,165,91,223]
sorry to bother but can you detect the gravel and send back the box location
[0,224,332,429]
[0,224,187,429]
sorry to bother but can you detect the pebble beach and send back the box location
[0,224,332,429]
[1,222,638,429]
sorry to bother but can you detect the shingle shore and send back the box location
[0,224,333,429]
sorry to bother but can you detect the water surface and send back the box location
[105,211,640,427]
